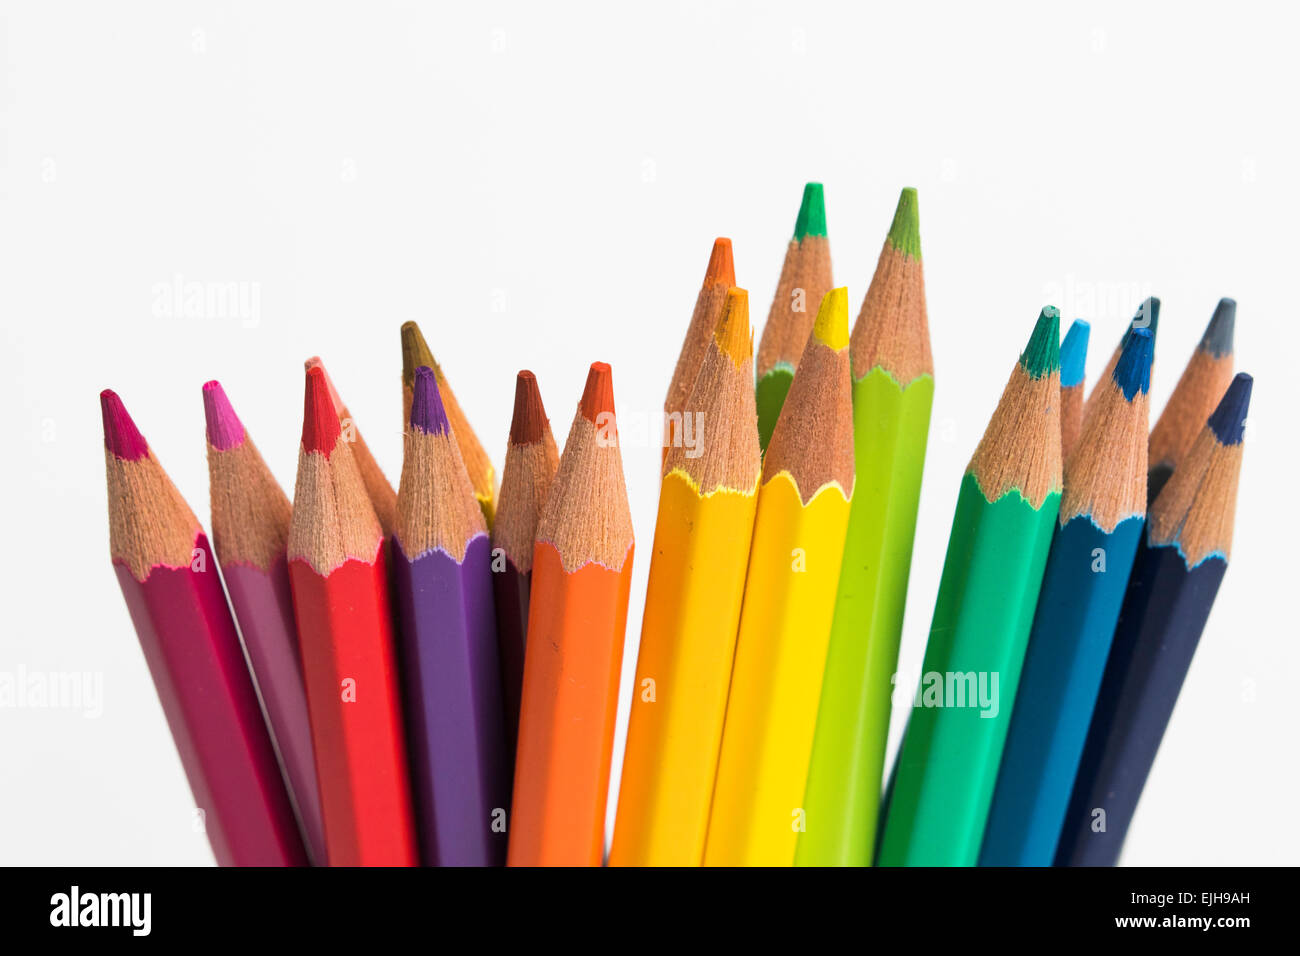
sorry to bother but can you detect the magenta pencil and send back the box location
[203,380,327,865]
[102,389,307,866]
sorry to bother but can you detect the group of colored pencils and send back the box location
[102,183,1250,867]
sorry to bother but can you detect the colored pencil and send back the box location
[202,380,327,866]
[491,370,559,753]
[1057,373,1251,867]
[304,356,398,537]
[401,320,497,526]
[663,237,734,452]
[705,287,854,866]
[508,362,635,866]
[287,366,418,866]
[1059,319,1091,460]
[755,182,833,451]
[101,390,306,867]
[612,287,761,866]
[797,188,933,867]
[392,367,510,866]
[979,327,1153,866]
[878,306,1063,867]
[1147,298,1236,501]
[1081,297,1159,428]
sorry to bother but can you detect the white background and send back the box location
[2,1,1296,865]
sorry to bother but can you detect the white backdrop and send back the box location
[2,1,1295,865]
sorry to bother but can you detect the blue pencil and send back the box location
[979,328,1153,866]
[1056,373,1251,866]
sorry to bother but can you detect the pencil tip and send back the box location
[1122,296,1160,348]
[302,366,342,453]
[1207,372,1252,446]
[579,362,615,423]
[100,389,149,461]
[705,238,735,287]
[303,356,344,414]
[714,287,752,364]
[812,287,850,350]
[1060,319,1091,387]
[510,370,549,444]
[1112,327,1153,400]
[1020,306,1062,378]
[410,366,450,435]
[793,182,827,240]
[1199,298,1236,359]
[887,186,921,260]
[202,380,246,450]
[401,321,436,386]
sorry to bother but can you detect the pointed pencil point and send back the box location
[887,187,922,260]
[714,288,752,364]
[1199,298,1236,359]
[705,238,735,287]
[1122,296,1160,349]
[811,287,850,350]
[401,321,437,387]
[1207,372,1252,446]
[1060,319,1091,388]
[302,366,342,453]
[579,362,615,423]
[410,366,451,435]
[1020,306,1062,378]
[1112,327,1153,400]
[793,182,827,240]
[304,356,345,415]
[100,389,149,461]
[202,380,246,450]
[510,370,549,445]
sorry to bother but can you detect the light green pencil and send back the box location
[755,182,833,451]
[797,188,933,866]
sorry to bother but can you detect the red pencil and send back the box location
[101,389,306,866]
[287,366,418,866]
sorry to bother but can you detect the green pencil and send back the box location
[797,188,933,866]
[877,306,1063,867]
[755,182,833,450]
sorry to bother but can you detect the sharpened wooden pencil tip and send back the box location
[302,366,342,453]
[887,187,922,260]
[705,238,735,287]
[1123,297,1160,349]
[303,356,344,414]
[1199,298,1236,359]
[510,370,549,445]
[1207,373,1252,446]
[401,321,436,386]
[793,182,827,240]
[1060,320,1091,388]
[812,287,850,350]
[714,288,752,364]
[410,366,451,435]
[1112,328,1153,399]
[579,362,615,423]
[100,389,149,461]
[1020,307,1062,378]
[202,380,246,450]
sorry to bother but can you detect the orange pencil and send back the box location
[507,363,635,866]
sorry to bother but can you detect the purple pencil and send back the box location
[393,366,510,866]
[202,380,327,865]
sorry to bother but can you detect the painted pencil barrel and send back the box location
[508,541,634,866]
[610,471,757,866]
[221,558,327,866]
[979,514,1144,866]
[290,549,418,866]
[705,475,851,866]
[491,557,530,756]
[115,538,307,867]
[798,368,933,866]
[1056,545,1227,866]
[392,534,510,866]
[878,476,1060,866]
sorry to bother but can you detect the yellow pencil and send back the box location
[610,288,760,866]
[704,287,854,866]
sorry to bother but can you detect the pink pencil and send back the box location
[102,389,307,866]
[203,380,327,864]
